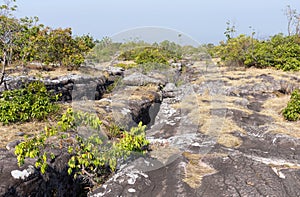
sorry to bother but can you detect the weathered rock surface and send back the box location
[0,147,84,197]
[91,63,300,197]
[2,62,300,196]
[0,73,109,101]
[122,72,165,86]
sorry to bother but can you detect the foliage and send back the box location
[22,27,95,69]
[87,38,185,65]
[114,62,137,70]
[212,34,254,66]
[134,47,168,64]
[224,20,236,40]
[212,33,300,71]
[85,37,121,63]
[0,0,20,86]
[15,108,149,185]
[0,81,60,124]
[15,108,104,176]
[115,122,148,153]
[118,43,182,65]
[0,0,95,70]
[283,89,300,121]
[247,34,300,71]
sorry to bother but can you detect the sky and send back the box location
[13,0,300,45]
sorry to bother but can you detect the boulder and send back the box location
[122,72,165,86]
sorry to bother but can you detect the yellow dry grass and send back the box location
[128,85,159,101]
[0,121,49,148]
[261,95,300,138]
[182,152,216,189]
[172,93,245,148]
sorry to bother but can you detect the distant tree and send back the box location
[0,0,19,87]
[224,20,236,40]
[15,16,43,65]
[285,5,300,36]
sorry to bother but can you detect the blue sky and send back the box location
[14,0,300,44]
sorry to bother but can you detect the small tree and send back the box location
[285,5,300,36]
[224,20,236,40]
[0,0,19,87]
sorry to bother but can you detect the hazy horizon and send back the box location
[14,0,300,44]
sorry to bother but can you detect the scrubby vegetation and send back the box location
[212,34,300,71]
[211,7,300,72]
[283,89,300,121]
[15,108,149,184]
[87,39,184,66]
[0,0,95,74]
[2,0,300,194]
[0,81,60,124]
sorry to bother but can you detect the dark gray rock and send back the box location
[123,72,165,86]
[0,74,109,101]
[91,64,300,197]
[0,146,86,197]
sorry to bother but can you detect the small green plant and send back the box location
[106,76,122,93]
[67,122,149,180]
[15,108,103,175]
[115,122,149,154]
[114,63,137,70]
[283,89,300,121]
[0,81,60,124]
[107,123,123,138]
[15,107,149,185]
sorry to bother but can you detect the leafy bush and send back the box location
[115,122,148,153]
[15,108,103,174]
[15,108,149,184]
[283,90,300,121]
[212,34,254,67]
[245,34,300,70]
[213,33,300,71]
[0,81,60,124]
[118,46,182,65]
[134,47,168,64]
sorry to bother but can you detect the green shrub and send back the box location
[213,34,253,66]
[115,122,149,153]
[283,90,300,121]
[118,46,181,65]
[15,108,149,184]
[134,48,168,64]
[245,34,300,70]
[0,81,60,124]
[213,33,300,71]
[15,108,103,174]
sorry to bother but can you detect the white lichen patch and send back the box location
[11,165,35,180]
[128,188,136,193]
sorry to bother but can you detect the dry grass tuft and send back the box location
[182,152,216,189]
[261,95,300,138]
